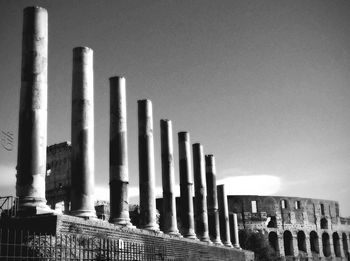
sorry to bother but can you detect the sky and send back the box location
[1,0,350,216]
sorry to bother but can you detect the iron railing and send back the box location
[0,197,18,218]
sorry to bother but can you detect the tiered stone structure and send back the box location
[70,47,96,218]
[228,195,350,260]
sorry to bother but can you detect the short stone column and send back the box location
[178,132,197,239]
[205,155,222,245]
[70,47,96,218]
[160,119,180,235]
[217,185,233,247]
[193,143,210,242]
[138,100,159,231]
[16,7,51,214]
[229,213,241,248]
[109,76,132,226]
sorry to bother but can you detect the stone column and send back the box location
[109,76,132,226]
[205,155,222,245]
[193,143,210,242]
[229,213,241,248]
[16,6,51,214]
[178,132,197,239]
[217,185,233,247]
[70,47,96,218]
[160,119,180,235]
[138,100,159,231]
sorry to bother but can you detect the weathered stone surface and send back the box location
[206,155,222,245]
[193,143,210,242]
[16,6,51,213]
[160,119,180,235]
[230,213,240,248]
[138,100,159,231]
[218,185,233,247]
[70,47,96,218]
[109,76,132,226]
[178,132,197,239]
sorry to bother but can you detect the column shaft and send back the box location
[70,47,96,218]
[109,76,131,225]
[217,184,233,247]
[138,100,159,231]
[160,120,179,234]
[205,155,222,245]
[193,143,210,242]
[229,213,241,248]
[16,6,50,213]
[178,132,196,239]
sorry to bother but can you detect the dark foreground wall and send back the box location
[1,214,254,261]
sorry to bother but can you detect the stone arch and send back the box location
[320,217,328,229]
[284,230,294,256]
[268,231,279,253]
[310,231,319,254]
[322,232,331,257]
[297,231,307,252]
[262,197,278,216]
[333,232,341,257]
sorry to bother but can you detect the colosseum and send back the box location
[228,195,350,260]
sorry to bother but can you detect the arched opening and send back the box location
[269,232,279,254]
[333,232,341,257]
[342,233,349,260]
[284,230,294,256]
[321,218,328,229]
[297,231,307,252]
[322,233,331,257]
[310,231,319,254]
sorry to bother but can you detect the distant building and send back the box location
[228,195,350,260]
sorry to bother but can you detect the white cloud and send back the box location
[217,175,281,196]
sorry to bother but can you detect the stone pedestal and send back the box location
[178,132,197,239]
[160,119,180,235]
[70,47,96,218]
[138,100,159,231]
[16,6,51,214]
[109,76,132,226]
[205,155,222,245]
[193,143,210,243]
[217,185,233,247]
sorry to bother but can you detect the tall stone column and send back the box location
[193,143,210,242]
[229,213,241,248]
[70,47,96,218]
[160,119,180,235]
[217,185,233,247]
[16,7,51,213]
[205,155,222,245]
[138,100,159,231]
[178,132,197,239]
[109,76,132,226]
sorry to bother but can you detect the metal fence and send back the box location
[0,197,18,218]
[0,228,171,260]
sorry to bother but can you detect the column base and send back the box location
[211,238,223,245]
[109,217,135,228]
[140,223,160,232]
[17,197,55,216]
[164,230,183,237]
[223,241,233,247]
[70,209,97,219]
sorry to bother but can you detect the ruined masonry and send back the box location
[1,6,255,261]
